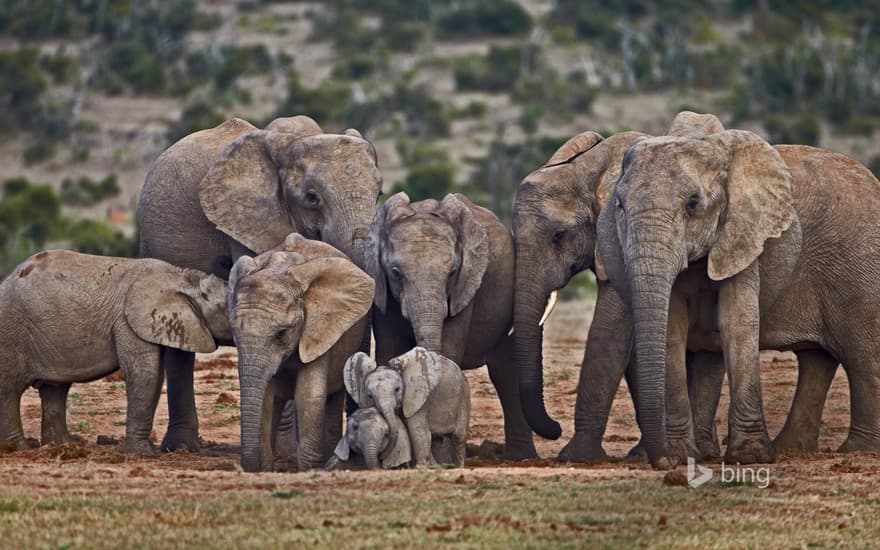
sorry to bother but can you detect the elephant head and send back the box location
[343,352,411,468]
[365,192,489,351]
[228,236,375,472]
[199,116,382,269]
[332,407,404,469]
[387,346,442,419]
[604,129,794,464]
[124,269,231,353]
[512,130,648,440]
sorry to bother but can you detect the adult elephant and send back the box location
[137,115,382,451]
[599,129,880,467]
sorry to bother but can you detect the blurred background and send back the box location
[1,0,879,294]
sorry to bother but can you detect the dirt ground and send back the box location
[2,299,879,547]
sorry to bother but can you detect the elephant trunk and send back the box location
[363,442,380,469]
[514,249,561,440]
[324,190,374,272]
[627,243,678,466]
[237,346,276,473]
[408,293,447,353]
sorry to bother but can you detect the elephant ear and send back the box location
[199,130,301,254]
[228,255,259,294]
[124,270,217,353]
[436,194,489,316]
[391,347,442,419]
[333,436,350,461]
[668,111,725,138]
[264,115,323,137]
[343,352,378,407]
[706,130,795,281]
[290,257,375,363]
[544,131,603,166]
[366,192,413,313]
[382,422,412,469]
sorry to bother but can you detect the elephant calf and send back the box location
[327,407,410,470]
[0,250,230,453]
[367,192,534,460]
[346,348,470,467]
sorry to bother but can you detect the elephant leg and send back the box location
[0,383,28,451]
[838,357,880,452]
[559,283,633,463]
[687,351,725,460]
[39,383,78,445]
[719,263,774,464]
[486,335,537,460]
[160,348,200,452]
[774,350,837,453]
[294,357,329,471]
[664,290,696,463]
[271,368,297,461]
[323,390,345,459]
[119,345,164,454]
[406,412,436,467]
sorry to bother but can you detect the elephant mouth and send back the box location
[508,289,559,336]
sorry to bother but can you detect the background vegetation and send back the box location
[1,0,879,281]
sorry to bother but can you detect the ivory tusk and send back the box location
[539,289,558,327]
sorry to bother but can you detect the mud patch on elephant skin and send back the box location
[150,309,187,347]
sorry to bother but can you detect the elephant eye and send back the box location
[685,194,701,216]
[275,328,288,341]
[552,229,566,246]
[304,190,320,206]
[389,266,402,281]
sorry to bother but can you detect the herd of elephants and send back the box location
[2,110,880,472]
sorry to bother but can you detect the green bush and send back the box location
[67,219,135,258]
[23,140,56,165]
[166,101,226,143]
[764,113,821,146]
[60,175,120,207]
[436,0,532,38]
[393,163,456,202]
[105,40,167,93]
[0,47,48,134]
[453,45,527,93]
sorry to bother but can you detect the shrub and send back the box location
[166,101,226,143]
[393,162,456,202]
[764,113,821,146]
[0,48,48,132]
[23,140,57,165]
[436,0,533,38]
[105,40,167,94]
[60,175,120,206]
[67,219,135,258]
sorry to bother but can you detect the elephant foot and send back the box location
[626,441,647,460]
[694,435,721,461]
[42,432,85,447]
[773,426,818,454]
[0,437,36,452]
[665,436,698,464]
[837,430,880,453]
[557,433,609,463]
[123,439,158,455]
[724,431,775,464]
[160,428,201,453]
[502,441,538,462]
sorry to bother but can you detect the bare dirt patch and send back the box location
[3,300,879,546]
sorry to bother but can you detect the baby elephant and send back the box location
[0,250,231,453]
[346,348,470,466]
[327,407,411,470]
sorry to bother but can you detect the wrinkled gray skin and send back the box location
[227,234,374,472]
[328,407,406,470]
[516,113,833,463]
[137,115,382,452]
[367,193,534,459]
[347,349,470,466]
[0,250,230,453]
[601,128,880,467]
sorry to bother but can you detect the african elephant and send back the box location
[227,234,374,472]
[598,128,880,466]
[328,407,406,470]
[0,250,230,453]
[366,192,535,458]
[346,348,470,466]
[137,115,382,452]
[514,112,834,462]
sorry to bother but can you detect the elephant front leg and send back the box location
[719,262,774,464]
[664,290,697,463]
[39,383,79,445]
[406,412,436,467]
[120,346,164,454]
[773,350,836,453]
[160,348,201,452]
[559,283,633,463]
[486,335,537,460]
[294,358,329,471]
[687,351,725,460]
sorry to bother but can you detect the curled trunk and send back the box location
[514,251,561,439]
